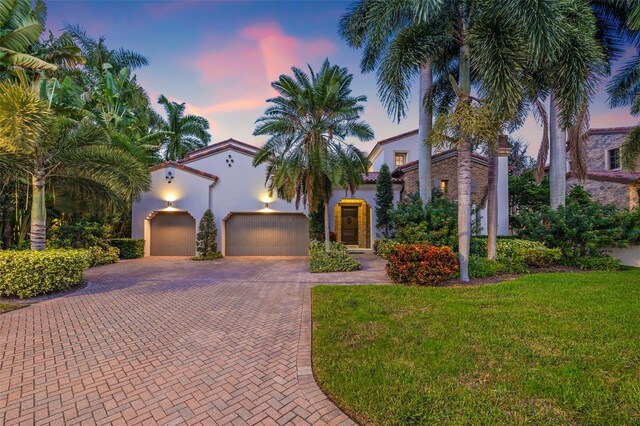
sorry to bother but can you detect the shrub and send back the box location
[375,163,394,237]
[110,238,145,259]
[194,209,222,260]
[512,187,630,262]
[473,237,562,271]
[373,239,399,260]
[48,220,112,249]
[467,257,507,279]
[88,245,119,266]
[575,255,621,271]
[386,244,459,286]
[391,194,458,248]
[309,241,361,273]
[0,249,91,298]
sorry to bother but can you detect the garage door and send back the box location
[150,212,196,256]
[225,213,309,256]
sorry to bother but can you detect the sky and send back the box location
[46,0,638,157]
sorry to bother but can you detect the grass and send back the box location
[312,269,640,425]
[0,302,25,314]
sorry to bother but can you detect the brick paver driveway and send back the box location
[0,255,390,425]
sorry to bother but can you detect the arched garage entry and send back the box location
[224,212,309,256]
[150,211,196,256]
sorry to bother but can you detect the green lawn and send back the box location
[312,270,640,425]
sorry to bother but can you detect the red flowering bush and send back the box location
[386,244,459,286]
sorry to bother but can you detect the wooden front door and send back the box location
[341,206,359,245]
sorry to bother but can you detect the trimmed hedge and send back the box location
[310,241,361,273]
[472,238,562,272]
[110,238,145,259]
[88,245,120,267]
[0,249,91,299]
[386,244,459,286]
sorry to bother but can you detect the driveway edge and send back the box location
[296,287,356,425]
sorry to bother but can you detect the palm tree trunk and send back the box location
[549,92,566,209]
[458,44,472,282]
[418,63,433,204]
[30,172,46,251]
[324,200,331,253]
[487,148,498,260]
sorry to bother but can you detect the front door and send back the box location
[341,206,359,245]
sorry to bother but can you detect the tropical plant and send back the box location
[374,163,394,237]
[0,0,57,73]
[0,78,150,250]
[508,137,535,175]
[157,95,211,161]
[410,0,601,281]
[253,60,374,252]
[339,1,454,204]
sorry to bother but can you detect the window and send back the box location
[608,148,621,170]
[394,152,407,167]
[440,180,449,195]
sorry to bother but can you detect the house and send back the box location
[132,131,510,256]
[567,127,640,209]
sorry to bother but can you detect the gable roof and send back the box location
[180,138,259,164]
[588,126,635,135]
[391,149,489,176]
[368,129,419,160]
[148,161,219,182]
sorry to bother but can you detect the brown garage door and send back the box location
[150,212,196,256]
[225,213,309,256]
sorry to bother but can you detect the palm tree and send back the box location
[253,60,374,252]
[416,0,601,281]
[339,1,453,204]
[0,78,150,250]
[0,0,57,73]
[156,95,211,161]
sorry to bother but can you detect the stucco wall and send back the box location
[370,132,421,172]
[132,147,305,255]
[607,245,640,267]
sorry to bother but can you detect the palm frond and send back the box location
[534,98,550,183]
[621,125,640,169]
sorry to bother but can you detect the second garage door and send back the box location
[225,213,309,256]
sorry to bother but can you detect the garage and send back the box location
[225,213,309,256]
[150,212,196,256]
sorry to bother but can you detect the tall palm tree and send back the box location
[339,1,454,204]
[416,0,600,281]
[253,60,374,252]
[156,95,211,161]
[0,77,150,250]
[0,0,56,73]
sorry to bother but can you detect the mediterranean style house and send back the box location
[567,127,640,209]
[132,131,510,256]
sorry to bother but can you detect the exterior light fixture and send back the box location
[167,201,173,207]
[264,202,269,209]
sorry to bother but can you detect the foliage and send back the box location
[0,249,90,298]
[312,269,640,425]
[575,255,622,271]
[507,137,535,176]
[253,60,373,252]
[110,238,145,259]
[467,257,507,279]
[513,187,632,263]
[472,237,563,274]
[391,193,458,249]
[48,220,112,249]
[157,95,211,161]
[373,239,399,260]
[87,244,119,267]
[508,169,550,215]
[386,244,459,286]
[309,241,361,273]
[374,163,394,237]
[194,209,221,260]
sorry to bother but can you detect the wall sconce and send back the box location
[165,170,174,184]
[264,202,269,209]
[167,201,173,207]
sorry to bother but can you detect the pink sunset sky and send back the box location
[47,0,638,157]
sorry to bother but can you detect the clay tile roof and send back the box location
[179,138,259,163]
[391,149,489,176]
[362,172,403,184]
[572,170,640,184]
[587,126,636,135]
[148,161,219,182]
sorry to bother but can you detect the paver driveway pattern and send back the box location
[0,255,390,425]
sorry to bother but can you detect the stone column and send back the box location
[497,135,510,236]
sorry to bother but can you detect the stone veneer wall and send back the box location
[402,155,489,205]
[334,199,371,249]
[585,132,640,173]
